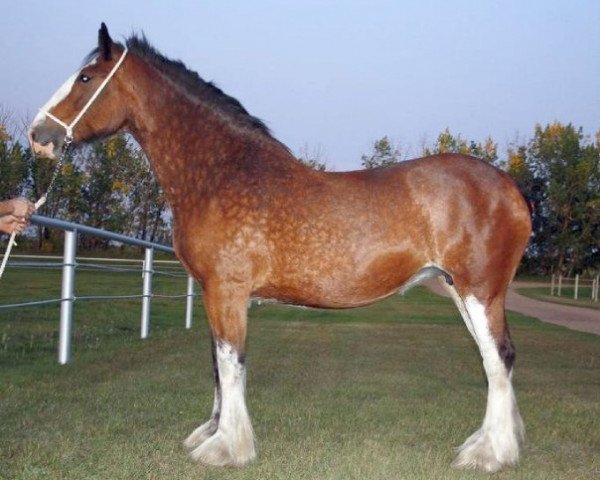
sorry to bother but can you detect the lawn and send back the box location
[517,286,600,310]
[1,268,599,479]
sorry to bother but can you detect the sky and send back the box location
[1,0,599,171]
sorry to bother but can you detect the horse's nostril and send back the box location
[30,131,37,142]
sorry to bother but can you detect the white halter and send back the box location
[1,48,129,281]
[40,47,129,142]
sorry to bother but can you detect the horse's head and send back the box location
[29,23,129,159]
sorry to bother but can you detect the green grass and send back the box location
[1,268,599,479]
[517,287,600,310]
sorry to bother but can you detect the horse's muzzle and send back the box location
[29,128,61,159]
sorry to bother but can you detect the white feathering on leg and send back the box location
[452,295,523,472]
[189,341,256,466]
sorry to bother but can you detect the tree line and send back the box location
[0,117,170,251]
[1,110,598,275]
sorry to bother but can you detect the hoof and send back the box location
[184,418,218,450]
[452,428,520,473]
[189,430,256,467]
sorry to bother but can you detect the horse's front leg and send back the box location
[185,280,256,467]
[183,336,221,449]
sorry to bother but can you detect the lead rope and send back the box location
[0,140,70,279]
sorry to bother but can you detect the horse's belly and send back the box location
[255,248,424,308]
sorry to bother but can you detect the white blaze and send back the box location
[30,56,98,130]
[31,71,79,129]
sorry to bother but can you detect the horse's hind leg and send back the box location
[186,282,256,467]
[446,285,524,472]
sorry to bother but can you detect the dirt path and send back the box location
[424,279,600,336]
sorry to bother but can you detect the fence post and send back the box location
[574,274,579,300]
[550,274,555,296]
[558,274,562,296]
[58,229,77,365]
[185,275,194,329]
[140,247,154,339]
[594,275,599,302]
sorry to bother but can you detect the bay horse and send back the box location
[30,24,531,472]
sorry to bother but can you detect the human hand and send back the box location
[0,214,28,235]
[9,198,35,219]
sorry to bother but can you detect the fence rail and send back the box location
[0,215,198,364]
[550,273,599,302]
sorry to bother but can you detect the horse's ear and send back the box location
[98,22,113,61]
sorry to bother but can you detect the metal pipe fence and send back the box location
[0,214,199,364]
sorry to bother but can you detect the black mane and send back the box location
[88,34,274,139]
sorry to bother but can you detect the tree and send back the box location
[29,148,84,249]
[0,108,29,200]
[124,145,171,244]
[361,136,401,169]
[507,123,600,275]
[423,128,498,163]
[0,103,171,250]
[505,144,547,273]
[297,143,328,171]
[531,123,599,274]
[0,136,29,199]
[75,135,135,248]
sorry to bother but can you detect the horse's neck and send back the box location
[126,61,297,209]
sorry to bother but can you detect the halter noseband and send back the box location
[39,47,129,144]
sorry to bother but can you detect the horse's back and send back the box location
[325,153,530,242]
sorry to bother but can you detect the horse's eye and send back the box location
[79,74,91,83]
